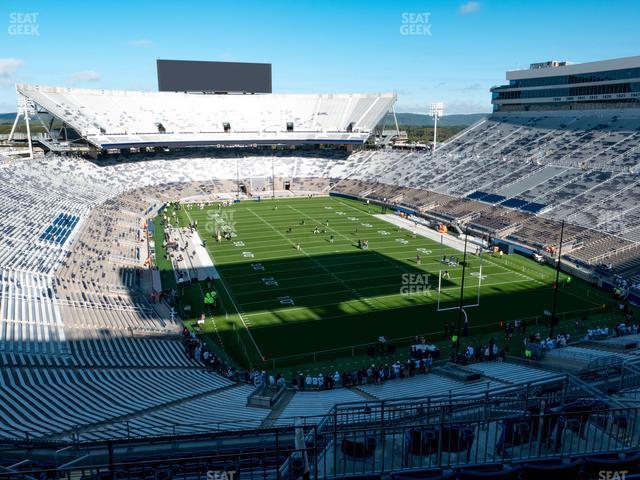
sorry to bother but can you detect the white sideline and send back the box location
[190,230,219,281]
[373,213,473,253]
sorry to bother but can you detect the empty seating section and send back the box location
[18,84,396,146]
[0,149,356,371]
[123,385,270,436]
[356,374,502,401]
[467,191,489,200]
[275,389,365,426]
[0,148,375,441]
[272,363,562,430]
[0,367,232,439]
[333,111,640,278]
[1,107,640,441]
[470,208,529,235]
[0,161,103,273]
[501,198,530,209]
[0,270,67,356]
[467,362,565,385]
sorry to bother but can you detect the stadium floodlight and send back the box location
[429,102,444,153]
[9,94,34,160]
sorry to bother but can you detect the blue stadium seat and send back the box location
[519,202,546,213]
[500,198,529,209]
[39,212,80,245]
[466,191,489,200]
[479,194,506,204]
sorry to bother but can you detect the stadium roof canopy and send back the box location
[16,84,396,150]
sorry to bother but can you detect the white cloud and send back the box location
[459,1,480,15]
[69,70,101,84]
[0,58,24,79]
[128,39,153,48]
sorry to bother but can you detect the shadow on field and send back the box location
[173,248,603,361]
[185,249,456,314]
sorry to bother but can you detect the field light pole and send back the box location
[429,102,444,153]
[455,227,470,362]
[549,220,565,339]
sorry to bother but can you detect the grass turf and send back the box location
[159,196,608,369]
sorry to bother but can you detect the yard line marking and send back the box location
[240,276,536,313]
[245,206,381,310]
[374,210,602,308]
[287,203,411,275]
[224,266,519,292]
[181,204,265,361]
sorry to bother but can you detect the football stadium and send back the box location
[2,3,640,479]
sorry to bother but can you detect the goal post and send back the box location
[436,251,484,312]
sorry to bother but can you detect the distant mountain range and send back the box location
[0,111,489,125]
[384,112,488,127]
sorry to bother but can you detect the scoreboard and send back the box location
[157,60,272,93]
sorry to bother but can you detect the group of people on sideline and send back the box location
[613,322,639,336]
[182,327,236,379]
[181,308,638,391]
[530,332,571,351]
[453,338,507,365]
[289,358,435,391]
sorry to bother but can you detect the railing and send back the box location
[320,379,569,432]
[313,405,640,478]
[0,376,566,445]
[620,362,640,391]
[3,402,640,480]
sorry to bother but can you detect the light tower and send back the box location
[429,102,444,153]
[8,94,35,160]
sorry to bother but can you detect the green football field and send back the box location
[157,196,607,368]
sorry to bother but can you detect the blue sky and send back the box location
[1,0,639,114]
